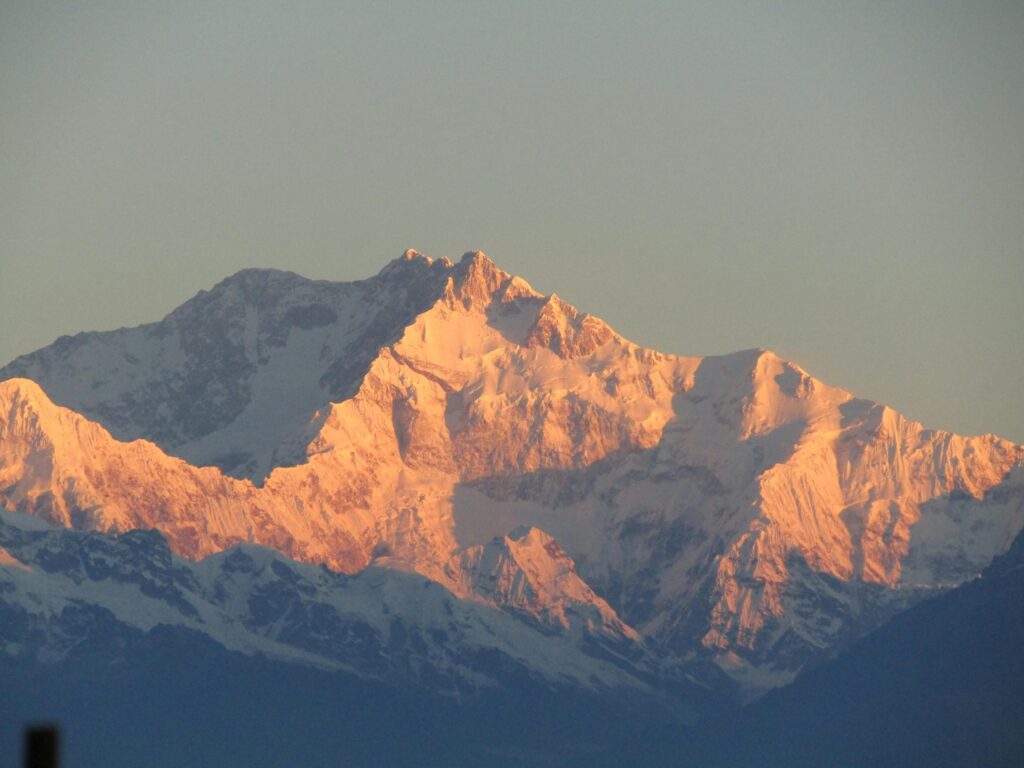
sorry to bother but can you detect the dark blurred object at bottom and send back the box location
[25,725,58,768]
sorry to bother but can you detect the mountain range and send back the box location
[2,250,1022,765]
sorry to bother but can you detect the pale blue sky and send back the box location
[1,1,1022,441]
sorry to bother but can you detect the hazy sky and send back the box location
[1,1,1022,442]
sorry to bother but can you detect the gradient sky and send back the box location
[1,1,1022,442]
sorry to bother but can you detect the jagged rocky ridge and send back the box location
[0,509,721,768]
[2,249,1023,691]
[0,508,706,702]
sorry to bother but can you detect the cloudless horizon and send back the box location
[1,1,1022,442]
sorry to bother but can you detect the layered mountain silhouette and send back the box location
[2,250,1023,759]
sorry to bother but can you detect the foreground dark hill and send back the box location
[1,624,686,768]
[649,525,1024,767]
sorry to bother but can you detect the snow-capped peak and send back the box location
[2,250,1023,695]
